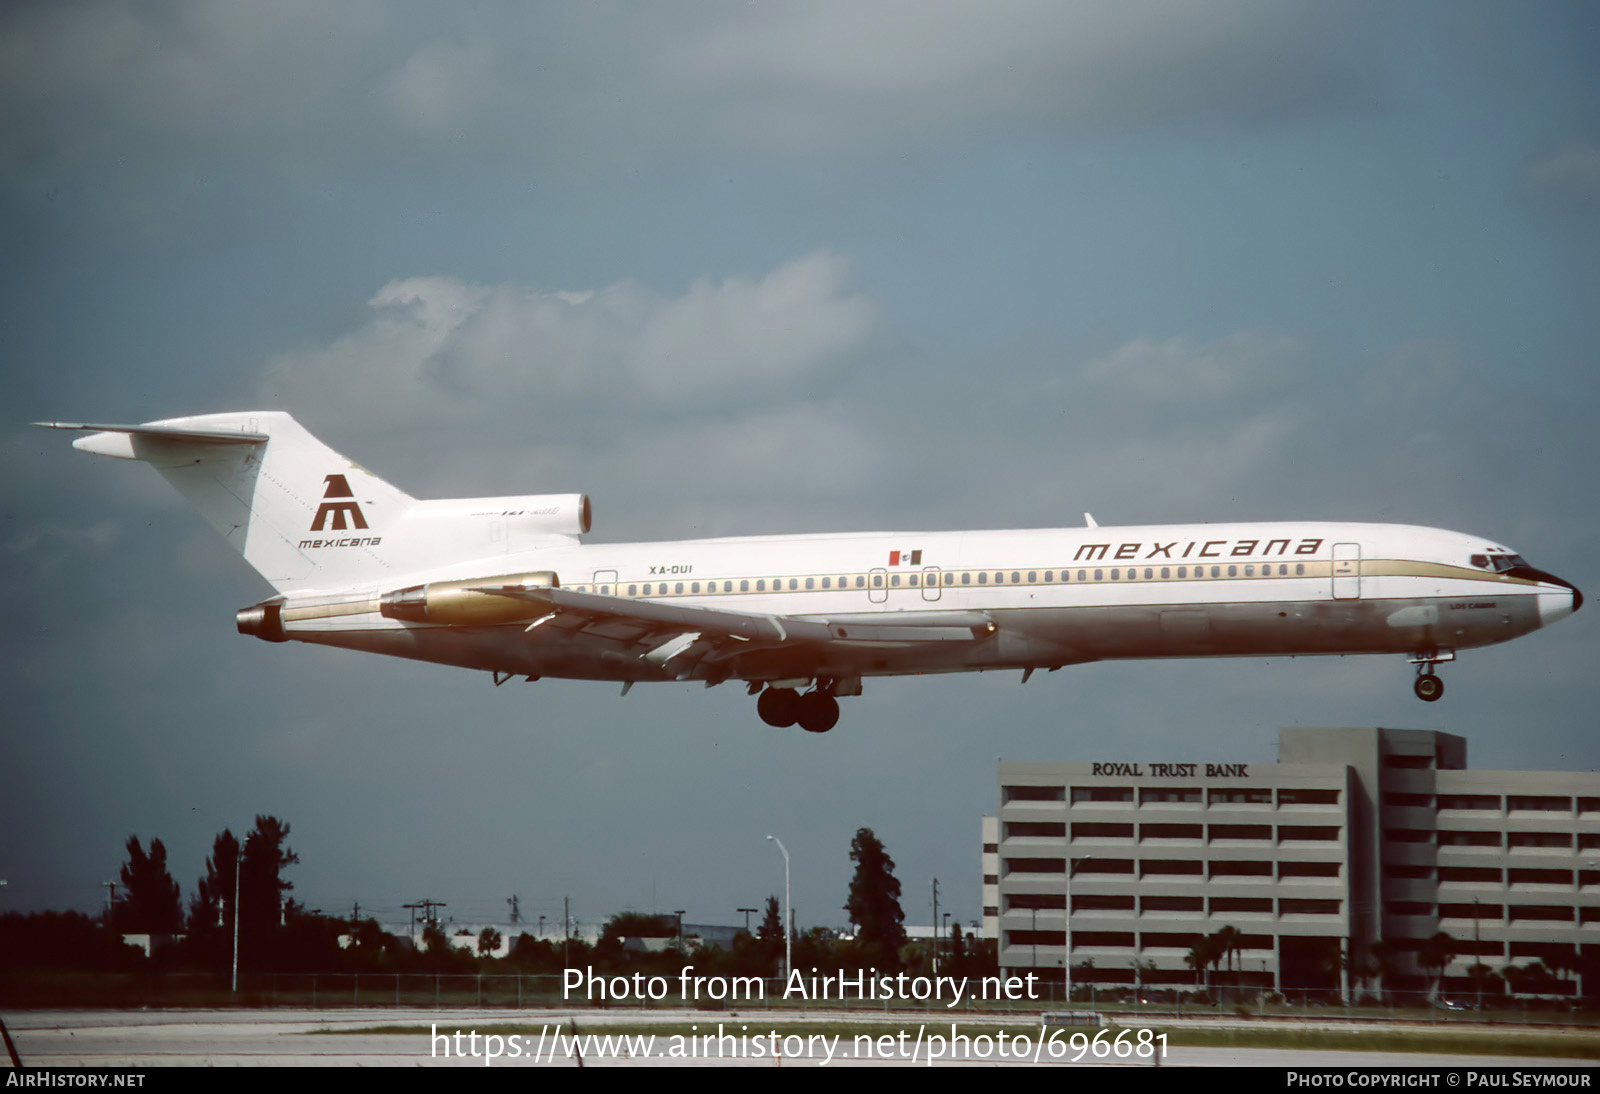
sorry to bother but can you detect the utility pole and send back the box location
[738,907,757,933]
[564,897,570,967]
[931,878,940,976]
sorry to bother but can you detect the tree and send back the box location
[478,927,503,957]
[756,895,783,970]
[188,829,240,933]
[845,828,906,970]
[116,836,182,934]
[1419,932,1457,1001]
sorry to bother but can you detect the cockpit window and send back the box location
[1471,552,1527,573]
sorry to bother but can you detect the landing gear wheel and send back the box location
[796,691,840,734]
[1414,673,1444,702]
[757,687,801,727]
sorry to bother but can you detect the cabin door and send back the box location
[1332,543,1361,599]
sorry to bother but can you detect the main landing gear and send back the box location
[756,683,841,733]
[1409,651,1454,703]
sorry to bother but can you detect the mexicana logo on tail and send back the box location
[311,474,369,531]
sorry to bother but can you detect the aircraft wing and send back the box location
[484,584,993,680]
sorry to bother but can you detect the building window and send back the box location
[1508,832,1572,850]
[1280,861,1340,878]
[1209,824,1271,841]
[1006,893,1066,910]
[1438,866,1501,883]
[1209,861,1272,877]
[1210,897,1272,914]
[1279,826,1340,841]
[1006,821,1066,838]
[1439,830,1501,847]
[1140,859,1203,877]
[1384,793,1434,808]
[1140,823,1202,840]
[1073,895,1134,911]
[1509,796,1570,813]
[1209,788,1271,805]
[1139,787,1201,804]
[1141,896,1203,913]
[1071,822,1133,839]
[1279,788,1340,805]
[1072,786,1132,804]
[1384,829,1432,844]
[1440,903,1501,919]
[1280,899,1341,915]
[1438,795,1500,811]
[1005,858,1065,875]
[1005,785,1065,802]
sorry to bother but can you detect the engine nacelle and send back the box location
[405,494,592,538]
[236,600,288,642]
[379,571,559,625]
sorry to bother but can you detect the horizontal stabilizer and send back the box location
[34,421,269,445]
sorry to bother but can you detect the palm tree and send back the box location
[1367,939,1400,1004]
[1211,926,1241,992]
[1185,934,1220,995]
[1418,932,1458,1003]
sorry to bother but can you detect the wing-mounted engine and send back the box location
[380,571,560,625]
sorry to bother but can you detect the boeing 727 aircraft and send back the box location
[39,413,1582,732]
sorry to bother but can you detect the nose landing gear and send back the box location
[1409,650,1454,702]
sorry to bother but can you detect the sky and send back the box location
[3,2,1597,939]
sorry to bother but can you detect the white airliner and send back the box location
[39,412,1581,732]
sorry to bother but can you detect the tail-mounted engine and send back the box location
[379,571,560,625]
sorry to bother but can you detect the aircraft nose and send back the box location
[1534,574,1581,626]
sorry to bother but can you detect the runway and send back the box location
[3,1009,1595,1067]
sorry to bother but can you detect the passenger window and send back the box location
[978,572,988,584]
[1094,569,1103,581]
[1228,566,1237,577]
[1244,565,1254,577]
[856,576,865,588]
[1012,571,1021,584]
[1044,571,1053,582]
[628,584,637,596]
[944,572,954,585]
[962,573,971,585]
[1143,568,1152,580]
[1160,568,1170,579]
[691,582,700,593]
[675,582,684,594]
[740,580,749,592]
[891,575,901,587]
[1077,570,1086,582]
[1110,569,1120,580]
[909,574,919,586]
[1028,571,1037,583]
[1296,564,1305,576]
[821,577,830,589]
[757,580,766,591]
[806,577,815,590]
[873,574,883,587]
[789,579,798,590]
[1211,566,1221,578]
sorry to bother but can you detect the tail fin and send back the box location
[38,412,414,592]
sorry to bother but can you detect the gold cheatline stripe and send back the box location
[579,560,1540,598]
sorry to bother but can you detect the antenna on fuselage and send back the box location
[1084,513,1098,528]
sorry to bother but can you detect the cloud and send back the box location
[1522,142,1600,207]
[1077,330,1308,400]
[382,40,496,131]
[257,252,879,422]
[1,2,1389,179]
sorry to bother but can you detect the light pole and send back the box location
[766,836,791,982]
[739,907,757,933]
[1065,855,1091,1005]
[674,910,687,952]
